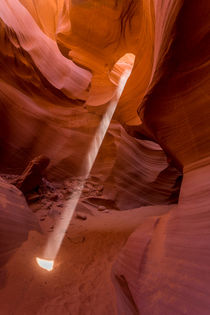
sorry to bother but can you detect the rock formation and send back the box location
[0,0,209,314]
[0,178,40,270]
[12,155,50,194]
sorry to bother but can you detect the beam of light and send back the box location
[36,56,135,270]
[36,257,54,271]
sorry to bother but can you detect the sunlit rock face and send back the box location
[0,0,176,208]
[0,0,209,314]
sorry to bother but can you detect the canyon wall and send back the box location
[0,0,181,207]
[112,1,210,314]
[0,0,209,314]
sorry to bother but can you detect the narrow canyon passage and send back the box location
[0,0,209,314]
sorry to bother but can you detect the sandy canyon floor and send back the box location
[0,175,172,315]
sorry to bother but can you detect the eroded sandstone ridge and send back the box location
[0,0,209,314]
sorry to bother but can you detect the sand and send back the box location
[0,176,171,315]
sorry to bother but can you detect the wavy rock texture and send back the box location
[113,165,210,315]
[0,178,39,270]
[112,0,210,314]
[0,0,209,314]
[102,126,182,209]
[0,0,179,207]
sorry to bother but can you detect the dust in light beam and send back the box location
[36,54,135,271]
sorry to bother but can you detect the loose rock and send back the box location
[98,206,106,211]
[76,213,87,220]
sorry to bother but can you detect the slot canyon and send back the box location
[0,0,209,314]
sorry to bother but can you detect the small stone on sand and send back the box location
[98,206,106,211]
[76,213,87,220]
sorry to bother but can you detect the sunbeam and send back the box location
[36,57,135,269]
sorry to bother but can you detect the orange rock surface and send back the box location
[0,0,209,314]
